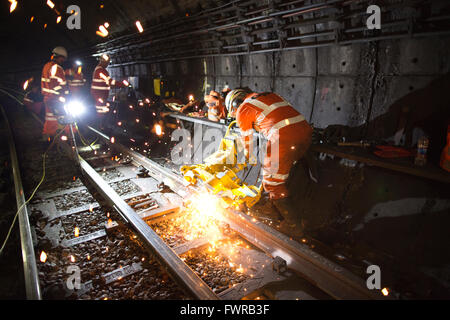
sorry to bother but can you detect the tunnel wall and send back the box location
[109,35,450,134]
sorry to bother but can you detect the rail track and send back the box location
[1,101,390,300]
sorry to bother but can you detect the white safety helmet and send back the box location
[225,88,251,118]
[100,54,110,63]
[52,46,68,59]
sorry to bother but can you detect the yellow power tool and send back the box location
[180,121,262,209]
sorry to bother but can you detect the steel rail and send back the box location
[86,126,387,300]
[0,105,42,300]
[77,154,218,300]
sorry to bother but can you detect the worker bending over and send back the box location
[225,89,313,237]
[204,90,226,122]
[91,54,125,128]
[41,46,69,140]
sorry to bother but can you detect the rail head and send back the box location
[86,125,389,300]
[77,153,218,300]
[0,104,42,300]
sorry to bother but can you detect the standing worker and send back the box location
[65,61,86,97]
[41,46,69,141]
[225,89,313,237]
[204,90,226,122]
[91,54,125,128]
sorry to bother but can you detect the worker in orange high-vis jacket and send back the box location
[41,46,69,140]
[65,61,86,97]
[91,54,125,128]
[226,88,313,237]
[204,90,226,122]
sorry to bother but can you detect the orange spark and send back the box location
[46,0,55,9]
[99,25,109,36]
[40,251,47,263]
[136,21,144,33]
[155,124,162,136]
[9,0,17,13]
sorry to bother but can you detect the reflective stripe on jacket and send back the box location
[41,61,67,99]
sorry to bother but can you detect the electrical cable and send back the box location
[0,116,67,257]
[75,123,98,147]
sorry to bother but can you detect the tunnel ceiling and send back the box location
[0,0,215,72]
[1,0,450,75]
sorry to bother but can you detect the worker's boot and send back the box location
[271,197,304,239]
[250,194,282,222]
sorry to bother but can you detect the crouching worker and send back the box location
[204,90,226,122]
[225,89,313,237]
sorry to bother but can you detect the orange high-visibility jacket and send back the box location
[236,92,312,199]
[204,91,226,122]
[65,67,86,95]
[41,61,68,102]
[90,65,123,114]
[41,61,68,136]
[236,92,306,156]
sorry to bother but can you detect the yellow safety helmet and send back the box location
[225,88,251,118]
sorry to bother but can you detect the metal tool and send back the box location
[180,121,262,209]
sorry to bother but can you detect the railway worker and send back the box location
[91,54,125,128]
[221,87,231,100]
[65,61,86,97]
[41,46,69,140]
[204,90,226,122]
[225,88,313,237]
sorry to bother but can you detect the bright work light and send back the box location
[64,100,85,118]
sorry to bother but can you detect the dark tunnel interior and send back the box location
[0,0,449,305]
